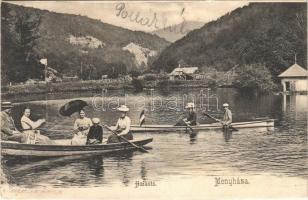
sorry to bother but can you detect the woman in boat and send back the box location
[175,102,197,126]
[221,103,232,128]
[21,108,55,144]
[107,105,133,143]
[71,109,93,145]
[86,118,103,145]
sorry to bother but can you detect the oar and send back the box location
[182,120,195,135]
[203,113,238,132]
[103,125,149,153]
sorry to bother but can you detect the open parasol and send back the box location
[59,100,88,117]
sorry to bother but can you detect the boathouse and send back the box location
[278,63,307,93]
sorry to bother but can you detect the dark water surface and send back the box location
[2,88,307,188]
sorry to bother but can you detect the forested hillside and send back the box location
[153,3,307,78]
[1,3,170,83]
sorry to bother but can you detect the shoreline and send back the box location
[1,80,234,96]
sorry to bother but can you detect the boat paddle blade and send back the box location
[59,100,88,117]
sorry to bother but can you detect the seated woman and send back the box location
[107,105,133,143]
[71,109,92,145]
[86,118,103,145]
[21,108,55,144]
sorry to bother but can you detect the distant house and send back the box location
[46,67,62,82]
[278,63,307,93]
[25,79,41,85]
[101,75,108,79]
[169,67,199,80]
[62,75,79,82]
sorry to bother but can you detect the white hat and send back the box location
[92,118,100,124]
[223,103,229,107]
[117,105,129,112]
[185,102,195,109]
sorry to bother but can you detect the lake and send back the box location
[1,88,307,193]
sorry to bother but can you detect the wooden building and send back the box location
[169,67,199,80]
[278,63,307,93]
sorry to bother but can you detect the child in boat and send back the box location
[86,118,103,145]
[71,109,92,145]
[107,105,133,143]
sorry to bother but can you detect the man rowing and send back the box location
[107,105,133,143]
[221,103,232,128]
[175,102,197,126]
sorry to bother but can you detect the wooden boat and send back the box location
[1,138,153,157]
[130,119,275,132]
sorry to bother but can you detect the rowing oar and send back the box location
[203,113,238,132]
[103,125,149,153]
[182,120,195,135]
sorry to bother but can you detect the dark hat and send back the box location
[1,101,14,110]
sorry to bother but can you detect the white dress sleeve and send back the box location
[120,117,131,135]
[21,116,42,130]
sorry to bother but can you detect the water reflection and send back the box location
[282,94,307,113]
[88,156,104,180]
[223,129,233,142]
[189,132,197,144]
[140,161,147,181]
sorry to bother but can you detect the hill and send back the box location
[1,2,170,83]
[151,21,204,42]
[152,3,307,78]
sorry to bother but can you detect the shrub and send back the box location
[143,74,157,81]
[233,64,276,94]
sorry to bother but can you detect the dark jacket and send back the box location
[86,125,103,144]
[186,111,197,125]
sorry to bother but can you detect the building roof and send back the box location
[278,63,307,78]
[169,67,199,76]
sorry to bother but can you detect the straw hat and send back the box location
[117,105,129,112]
[92,118,100,124]
[223,103,229,107]
[185,102,195,109]
[1,101,14,110]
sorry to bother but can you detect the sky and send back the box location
[9,1,249,32]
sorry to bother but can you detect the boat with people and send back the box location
[130,119,275,133]
[1,138,153,157]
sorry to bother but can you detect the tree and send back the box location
[233,63,277,94]
[2,5,42,83]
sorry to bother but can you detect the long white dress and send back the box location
[20,115,54,144]
[71,117,93,145]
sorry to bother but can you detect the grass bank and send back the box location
[1,79,233,96]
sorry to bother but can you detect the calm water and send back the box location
[2,88,307,188]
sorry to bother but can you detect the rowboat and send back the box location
[130,119,275,132]
[1,138,153,157]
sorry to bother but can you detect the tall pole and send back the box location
[80,61,83,78]
[295,53,297,64]
[45,63,47,82]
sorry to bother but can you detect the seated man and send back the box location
[221,103,232,128]
[86,118,103,145]
[175,103,197,126]
[1,102,27,143]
